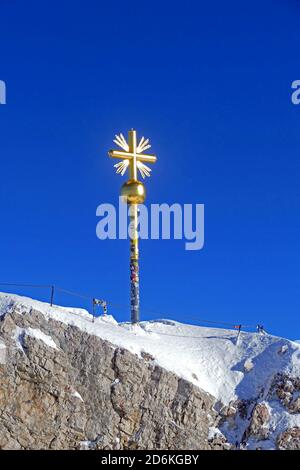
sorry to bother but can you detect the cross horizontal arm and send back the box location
[137,154,157,163]
[108,150,157,163]
[108,150,132,159]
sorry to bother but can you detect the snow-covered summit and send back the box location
[1,291,300,449]
[1,291,299,408]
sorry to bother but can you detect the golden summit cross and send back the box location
[107,129,157,323]
[108,129,157,181]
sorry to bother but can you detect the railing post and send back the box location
[50,285,55,307]
[92,298,95,323]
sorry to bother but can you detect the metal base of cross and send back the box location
[130,258,140,323]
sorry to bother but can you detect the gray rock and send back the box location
[0,304,227,450]
[277,427,300,450]
[247,402,270,440]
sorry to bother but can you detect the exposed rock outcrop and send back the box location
[247,402,270,440]
[0,304,226,450]
[277,427,300,450]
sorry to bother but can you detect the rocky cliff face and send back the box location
[0,301,227,450]
[0,293,300,450]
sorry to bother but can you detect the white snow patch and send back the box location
[208,427,223,440]
[72,390,84,402]
[111,378,120,386]
[12,326,58,350]
[79,440,92,450]
[26,327,58,350]
[0,339,6,364]
[0,296,14,318]
[244,358,254,372]
[100,315,118,326]
[13,326,26,352]
[278,345,289,355]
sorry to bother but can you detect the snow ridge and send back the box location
[0,292,299,406]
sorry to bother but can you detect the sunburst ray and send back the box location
[113,133,129,152]
[137,161,152,179]
[114,159,130,176]
[137,137,151,154]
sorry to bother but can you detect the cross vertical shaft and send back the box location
[129,203,139,323]
[128,129,137,181]
[128,130,139,322]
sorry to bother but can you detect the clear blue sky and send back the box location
[0,1,299,339]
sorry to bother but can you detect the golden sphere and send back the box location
[120,180,146,204]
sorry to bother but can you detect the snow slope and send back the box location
[1,291,300,409]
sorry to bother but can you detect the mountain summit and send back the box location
[0,292,299,450]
